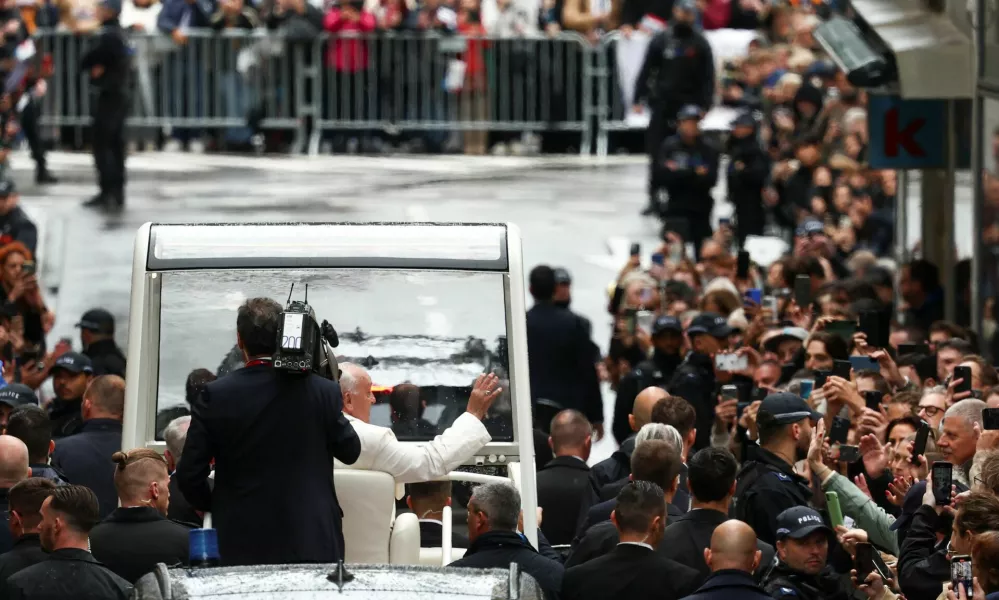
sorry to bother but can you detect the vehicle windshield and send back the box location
[157,268,513,441]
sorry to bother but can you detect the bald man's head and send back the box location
[0,435,30,487]
[704,520,761,574]
[631,387,669,433]
[549,410,592,459]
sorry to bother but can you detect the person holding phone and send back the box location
[612,316,685,445]
[669,313,733,452]
[0,242,51,356]
[761,506,851,600]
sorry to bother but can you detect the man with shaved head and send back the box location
[537,409,597,545]
[612,315,686,444]
[591,387,671,490]
[336,363,502,485]
[680,520,772,600]
[0,435,30,553]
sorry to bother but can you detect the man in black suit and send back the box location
[6,405,67,484]
[406,480,468,549]
[599,396,696,512]
[177,298,361,566]
[90,449,192,583]
[50,375,125,519]
[5,485,132,599]
[568,438,683,566]
[526,265,603,438]
[0,478,55,582]
[680,520,773,600]
[660,448,774,584]
[161,415,201,527]
[590,387,665,491]
[536,410,597,546]
[562,481,700,600]
[450,481,564,599]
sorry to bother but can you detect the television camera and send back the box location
[273,284,341,381]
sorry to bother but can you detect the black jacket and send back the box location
[0,207,37,256]
[79,18,130,97]
[655,135,720,217]
[450,531,564,600]
[166,473,201,527]
[50,419,122,518]
[568,503,685,566]
[526,303,602,425]
[589,437,634,492]
[176,364,361,566]
[0,535,46,584]
[47,398,83,439]
[3,548,131,600]
[537,456,598,546]
[0,490,10,556]
[731,447,813,547]
[89,507,191,583]
[419,520,469,549]
[898,505,951,600]
[681,569,774,600]
[562,543,699,600]
[612,351,683,445]
[83,339,126,378]
[669,353,718,452]
[635,25,714,113]
[725,132,771,242]
[762,562,851,600]
[597,464,691,515]
[660,509,775,584]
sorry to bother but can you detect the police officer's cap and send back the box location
[0,180,16,198]
[795,219,825,237]
[731,111,756,129]
[652,315,682,336]
[675,0,697,13]
[686,312,732,339]
[0,384,37,409]
[553,268,572,285]
[775,506,832,540]
[676,104,703,122]
[51,352,94,375]
[757,392,822,427]
[76,308,116,335]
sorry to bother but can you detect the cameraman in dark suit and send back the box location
[177,298,361,566]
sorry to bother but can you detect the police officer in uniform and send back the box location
[634,0,714,216]
[656,105,720,254]
[726,111,771,247]
[612,315,685,445]
[80,0,130,211]
[762,506,852,600]
[732,394,819,547]
[668,313,731,452]
[76,309,126,378]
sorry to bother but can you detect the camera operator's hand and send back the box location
[466,373,502,420]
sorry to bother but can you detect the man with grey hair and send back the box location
[449,482,563,599]
[938,399,986,486]
[162,416,200,526]
[0,435,31,554]
[336,362,502,486]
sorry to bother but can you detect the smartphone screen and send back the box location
[651,253,665,266]
[951,555,973,596]
[954,366,973,394]
[862,390,883,412]
[855,542,875,583]
[838,445,861,463]
[745,288,762,305]
[849,356,879,373]
[794,275,811,308]
[826,320,857,343]
[984,408,999,431]
[630,242,641,257]
[833,360,852,380]
[737,250,750,280]
[721,385,739,401]
[911,422,931,464]
[932,462,953,506]
[799,380,814,400]
[815,370,830,388]
[20,261,35,276]
[827,416,850,445]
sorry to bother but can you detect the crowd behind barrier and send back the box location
[29,27,759,155]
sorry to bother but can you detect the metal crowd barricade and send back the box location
[33,28,601,155]
[310,31,593,155]
[593,30,637,158]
